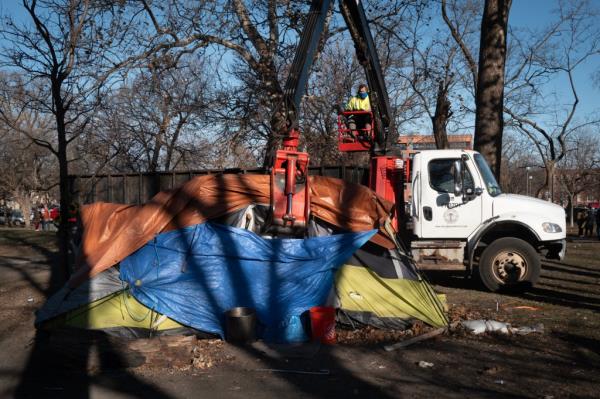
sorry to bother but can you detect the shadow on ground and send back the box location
[422,240,600,313]
[0,229,175,399]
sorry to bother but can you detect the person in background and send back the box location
[584,206,594,238]
[576,208,587,237]
[596,207,600,241]
[32,207,41,231]
[5,206,13,227]
[41,205,51,231]
[345,83,371,135]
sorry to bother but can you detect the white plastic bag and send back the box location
[462,319,511,334]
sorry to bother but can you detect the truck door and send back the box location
[417,153,483,239]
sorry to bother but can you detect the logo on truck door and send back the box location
[443,208,459,224]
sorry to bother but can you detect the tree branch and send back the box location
[441,0,478,92]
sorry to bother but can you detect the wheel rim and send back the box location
[490,250,527,284]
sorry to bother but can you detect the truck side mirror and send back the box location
[453,159,463,196]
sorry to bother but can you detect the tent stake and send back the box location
[384,322,458,352]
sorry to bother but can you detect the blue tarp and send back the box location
[120,223,376,342]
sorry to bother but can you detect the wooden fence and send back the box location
[68,165,369,205]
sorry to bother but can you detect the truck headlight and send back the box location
[542,222,562,233]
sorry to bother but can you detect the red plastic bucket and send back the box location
[309,306,336,344]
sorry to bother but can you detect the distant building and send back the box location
[397,134,473,151]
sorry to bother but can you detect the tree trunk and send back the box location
[474,0,512,180]
[567,194,574,227]
[432,81,451,149]
[53,80,71,290]
[165,116,187,171]
[56,114,70,290]
[536,161,554,200]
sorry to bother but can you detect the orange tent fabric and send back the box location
[69,174,394,287]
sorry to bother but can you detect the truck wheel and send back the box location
[478,237,540,292]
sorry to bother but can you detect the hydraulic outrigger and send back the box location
[269,0,405,235]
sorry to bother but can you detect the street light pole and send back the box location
[526,167,530,196]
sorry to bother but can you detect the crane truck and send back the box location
[268,0,566,292]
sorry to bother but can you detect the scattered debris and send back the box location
[510,306,540,311]
[498,300,541,311]
[384,321,459,351]
[447,305,486,324]
[191,339,230,370]
[479,366,501,375]
[417,361,434,368]
[385,326,444,351]
[510,324,544,335]
[462,320,510,335]
[337,322,426,346]
[192,352,215,369]
[461,320,544,336]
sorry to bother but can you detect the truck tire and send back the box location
[478,237,540,292]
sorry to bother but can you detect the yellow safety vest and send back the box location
[345,95,370,111]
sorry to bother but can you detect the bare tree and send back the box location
[101,1,427,166]
[0,0,111,283]
[499,132,538,194]
[0,81,56,227]
[472,0,512,177]
[442,0,512,174]
[98,0,314,165]
[503,0,600,200]
[403,3,466,149]
[440,0,482,132]
[557,130,600,225]
[98,57,212,173]
[442,0,600,192]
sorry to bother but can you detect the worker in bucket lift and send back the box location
[345,83,371,137]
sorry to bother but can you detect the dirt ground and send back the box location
[0,227,598,399]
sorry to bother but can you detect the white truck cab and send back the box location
[409,149,566,291]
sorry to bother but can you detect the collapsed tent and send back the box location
[119,223,375,341]
[336,241,447,329]
[37,174,447,340]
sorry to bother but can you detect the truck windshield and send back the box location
[474,153,502,197]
